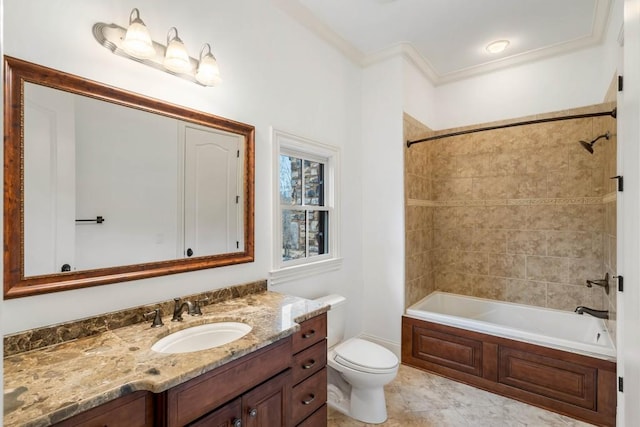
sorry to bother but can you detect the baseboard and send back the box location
[357,333,401,358]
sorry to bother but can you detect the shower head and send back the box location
[580,139,595,154]
[579,131,610,154]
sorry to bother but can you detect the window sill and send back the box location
[269,257,343,286]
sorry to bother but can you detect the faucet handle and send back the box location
[192,297,209,316]
[144,308,164,328]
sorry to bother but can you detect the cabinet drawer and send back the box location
[166,338,292,427]
[293,314,327,354]
[293,340,327,385]
[297,404,327,427]
[53,391,153,427]
[291,368,327,425]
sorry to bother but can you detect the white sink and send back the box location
[151,322,252,354]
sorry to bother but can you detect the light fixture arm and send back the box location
[129,8,143,24]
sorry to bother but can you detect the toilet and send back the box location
[315,294,399,424]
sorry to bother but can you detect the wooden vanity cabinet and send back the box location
[52,391,154,427]
[163,338,293,426]
[290,313,328,427]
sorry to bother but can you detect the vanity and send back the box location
[3,287,328,427]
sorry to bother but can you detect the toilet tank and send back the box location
[314,294,347,348]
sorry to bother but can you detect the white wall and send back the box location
[431,0,623,131]
[360,56,405,353]
[1,0,363,334]
[403,58,437,127]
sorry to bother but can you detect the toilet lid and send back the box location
[334,338,399,373]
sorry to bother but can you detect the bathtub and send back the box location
[406,291,616,360]
[402,292,617,426]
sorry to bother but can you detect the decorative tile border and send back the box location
[408,196,608,207]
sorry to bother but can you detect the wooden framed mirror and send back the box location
[3,56,255,298]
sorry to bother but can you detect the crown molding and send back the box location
[272,0,612,86]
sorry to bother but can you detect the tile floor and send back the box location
[327,364,596,426]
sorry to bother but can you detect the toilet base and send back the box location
[327,370,389,424]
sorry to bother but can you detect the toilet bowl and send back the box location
[315,295,399,424]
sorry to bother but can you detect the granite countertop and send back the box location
[3,291,327,427]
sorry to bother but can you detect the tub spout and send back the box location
[575,306,609,319]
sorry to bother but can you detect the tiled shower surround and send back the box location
[404,104,617,338]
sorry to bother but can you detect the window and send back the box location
[271,129,341,284]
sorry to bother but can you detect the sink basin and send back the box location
[151,322,252,354]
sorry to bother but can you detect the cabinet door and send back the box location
[243,370,292,427]
[189,398,242,427]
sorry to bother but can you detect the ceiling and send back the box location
[274,0,613,85]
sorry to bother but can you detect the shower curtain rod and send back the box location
[406,108,617,148]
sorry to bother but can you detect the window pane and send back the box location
[304,160,324,206]
[279,155,302,205]
[282,210,306,261]
[308,211,328,257]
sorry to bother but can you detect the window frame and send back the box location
[270,128,341,285]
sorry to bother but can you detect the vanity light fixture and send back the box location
[93,9,221,86]
[196,43,222,86]
[486,39,510,54]
[164,27,192,73]
[121,8,155,59]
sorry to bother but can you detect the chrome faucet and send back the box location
[171,298,195,322]
[575,306,609,319]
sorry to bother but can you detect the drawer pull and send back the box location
[302,393,316,405]
[302,330,316,339]
[249,408,257,417]
[302,359,316,369]
[233,418,242,427]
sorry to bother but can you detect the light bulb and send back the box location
[122,9,155,59]
[196,44,222,86]
[164,27,192,73]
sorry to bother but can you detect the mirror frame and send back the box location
[3,56,255,299]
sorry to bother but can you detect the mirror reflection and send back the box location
[24,83,244,276]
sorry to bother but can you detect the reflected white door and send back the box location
[24,83,76,275]
[183,124,242,257]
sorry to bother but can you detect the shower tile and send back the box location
[527,205,569,230]
[546,283,591,311]
[459,252,489,275]
[471,228,507,253]
[433,207,458,229]
[431,153,457,179]
[526,256,568,283]
[456,153,493,178]
[504,279,547,307]
[513,173,548,199]
[488,253,526,279]
[482,206,528,230]
[456,206,481,228]
[492,151,525,176]
[432,250,460,271]
[547,231,602,259]
[433,178,473,201]
[471,176,517,200]
[547,168,598,198]
[506,230,547,256]
[567,258,604,287]
[527,147,568,174]
[473,276,506,300]
[434,271,465,293]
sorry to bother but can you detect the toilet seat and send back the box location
[333,338,399,374]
